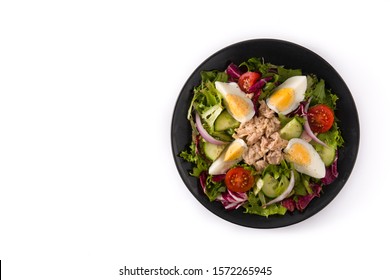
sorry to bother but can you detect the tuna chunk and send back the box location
[234,101,287,172]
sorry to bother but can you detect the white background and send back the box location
[1,0,389,279]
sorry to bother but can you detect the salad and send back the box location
[180,57,344,217]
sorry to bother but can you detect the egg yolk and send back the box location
[224,142,244,161]
[225,94,250,118]
[286,143,311,166]
[269,88,294,112]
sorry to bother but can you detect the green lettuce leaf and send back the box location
[188,71,228,136]
[262,160,291,179]
[317,123,344,149]
[305,76,339,110]
[200,70,228,84]
[239,57,269,74]
[243,192,287,217]
[204,175,226,201]
[277,67,302,82]
[179,141,208,177]
[292,171,311,196]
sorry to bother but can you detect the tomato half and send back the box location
[238,72,261,93]
[225,167,255,193]
[307,104,335,133]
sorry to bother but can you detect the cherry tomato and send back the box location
[307,104,335,133]
[225,167,255,193]
[238,72,261,93]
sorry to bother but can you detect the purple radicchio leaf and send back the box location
[321,151,339,185]
[211,174,226,183]
[281,197,296,212]
[199,171,208,194]
[226,63,242,82]
[296,183,322,211]
[216,189,248,210]
[287,100,309,117]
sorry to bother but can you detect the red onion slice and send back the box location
[264,171,295,207]
[195,112,228,145]
[303,119,328,147]
[300,130,312,142]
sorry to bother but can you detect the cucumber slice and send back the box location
[211,131,233,142]
[214,110,240,131]
[313,143,336,166]
[261,173,279,198]
[280,118,303,140]
[203,142,226,161]
[261,174,290,198]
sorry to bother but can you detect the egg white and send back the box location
[284,138,325,179]
[266,75,307,115]
[215,81,255,123]
[208,139,247,175]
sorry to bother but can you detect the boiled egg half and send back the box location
[284,138,325,179]
[266,76,307,115]
[209,139,248,175]
[215,81,255,123]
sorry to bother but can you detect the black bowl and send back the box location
[171,39,359,228]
